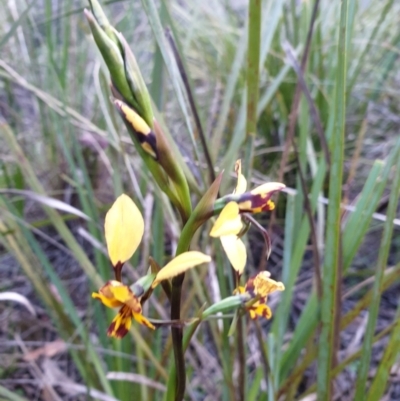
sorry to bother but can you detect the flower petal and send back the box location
[220,235,247,274]
[133,313,155,330]
[92,280,126,308]
[252,271,285,297]
[210,202,242,237]
[107,305,133,338]
[92,291,122,308]
[152,251,211,287]
[234,160,247,195]
[108,283,142,313]
[237,182,285,213]
[248,303,272,320]
[251,182,286,195]
[105,194,144,267]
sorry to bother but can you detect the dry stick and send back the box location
[342,116,367,206]
[254,320,276,397]
[267,0,321,249]
[282,41,330,167]
[281,44,324,300]
[290,140,322,300]
[263,0,323,299]
[165,28,216,185]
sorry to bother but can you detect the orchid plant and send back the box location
[85,1,285,400]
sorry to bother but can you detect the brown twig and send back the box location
[282,41,330,167]
[265,0,323,286]
[165,28,216,185]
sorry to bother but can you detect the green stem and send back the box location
[243,0,261,177]
[317,0,349,398]
[168,210,197,401]
[170,275,185,401]
[237,317,246,401]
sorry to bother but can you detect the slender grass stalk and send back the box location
[139,0,203,176]
[243,0,261,177]
[165,29,215,185]
[220,0,286,190]
[367,309,400,400]
[317,1,349,398]
[0,385,29,401]
[355,151,400,398]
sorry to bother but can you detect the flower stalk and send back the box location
[85,3,286,401]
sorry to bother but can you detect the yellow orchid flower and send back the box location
[93,251,211,338]
[210,160,284,274]
[105,194,144,279]
[236,271,284,320]
[93,280,155,338]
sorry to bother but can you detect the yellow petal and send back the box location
[234,160,247,195]
[210,202,242,237]
[220,235,247,274]
[108,283,142,313]
[249,303,272,320]
[233,286,246,295]
[133,313,155,330]
[251,182,286,196]
[253,271,285,297]
[107,305,133,338]
[105,194,144,267]
[92,292,122,308]
[152,251,211,287]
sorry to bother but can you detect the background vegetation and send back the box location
[1,0,400,400]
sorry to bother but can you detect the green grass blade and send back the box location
[211,26,247,161]
[317,0,349,398]
[367,311,400,400]
[355,150,400,398]
[0,385,29,401]
[139,0,202,168]
[343,139,400,271]
[243,0,261,177]
[0,0,37,50]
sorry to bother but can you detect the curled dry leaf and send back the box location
[0,291,36,316]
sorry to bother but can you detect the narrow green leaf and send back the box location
[0,0,37,50]
[356,151,400,398]
[317,0,349,398]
